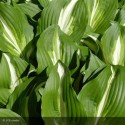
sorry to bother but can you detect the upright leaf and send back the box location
[37,0,87,41]
[58,0,87,41]
[85,0,118,33]
[0,52,29,107]
[37,25,77,74]
[78,65,125,125]
[101,23,125,66]
[0,3,33,57]
[42,62,85,125]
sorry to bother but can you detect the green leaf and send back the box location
[37,25,57,74]
[118,4,125,25]
[7,78,34,117]
[78,65,125,124]
[7,70,47,120]
[0,52,29,107]
[14,2,41,18]
[0,109,27,125]
[42,62,85,125]
[37,25,77,74]
[0,3,33,57]
[37,0,63,34]
[0,53,11,89]
[37,0,88,41]
[42,63,62,117]
[81,37,99,54]
[101,23,125,66]
[81,52,105,82]
[85,0,118,33]
[58,0,87,41]
[0,89,11,107]
[38,0,51,7]
[10,55,30,82]
[0,53,29,90]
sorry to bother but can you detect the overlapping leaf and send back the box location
[13,2,41,18]
[7,70,47,123]
[0,52,29,108]
[42,62,85,125]
[0,3,33,57]
[85,0,118,33]
[37,0,87,42]
[37,25,77,74]
[78,65,125,125]
[81,52,105,82]
[101,23,125,66]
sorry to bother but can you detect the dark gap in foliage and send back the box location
[31,0,43,10]
[0,103,6,108]
[33,11,42,21]
[28,117,44,125]
[21,36,40,68]
[26,16,38,37]
[28,71,37,78]
[26,12,42,38]
[17,0,25,4]
[97,34,103,41]
[69,51,77,70]
[72,60,85,94]
[28,93,44,125]
[84,51,90,70]
[0,51,2,61]
[11,69,47,117]
[20,64,30,78]
[97,47,106,63]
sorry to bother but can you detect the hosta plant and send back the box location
[0,0,125,125]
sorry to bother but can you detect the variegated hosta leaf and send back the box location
[0,3,33,57]
[37,0,63,34]
[101,23,125,66]
[84,0,118,34]
[7,77,34,118]
[37,0,87,42]
[37,25,77,74]
[7,71,47,120]
[58,0,87,41]
[0,52,29,107]
[78,65,125,125]
[42,62,85,125]
[0,53,20,90]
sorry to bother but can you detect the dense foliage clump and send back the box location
[0,0,125,125]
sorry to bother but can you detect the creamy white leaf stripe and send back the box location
[57,62,64,80]
[4,54,19,90]
[58,0,78,33]
[52,29,61,64]
[90,0,99,27]
[113,36,121,65]
[48,28,61,65]
[94,66,115,125]
[0,17,21,54]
